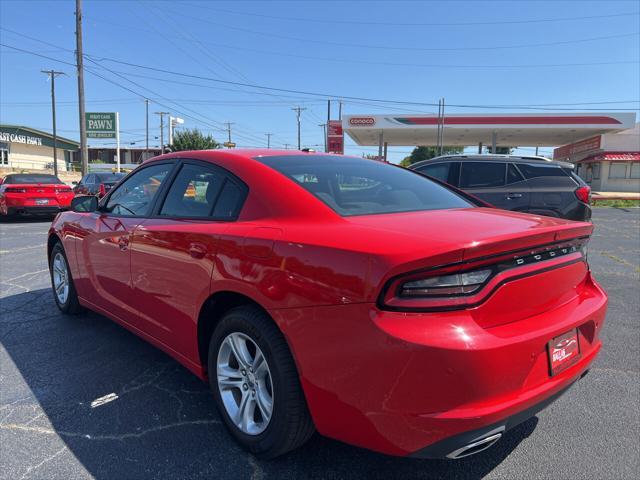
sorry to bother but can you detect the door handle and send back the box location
[506,193,523,200]
[118,236,129,251]
[189,243,207,259]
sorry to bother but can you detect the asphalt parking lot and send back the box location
[0,208,638,480]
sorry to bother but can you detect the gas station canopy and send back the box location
[343,112,636,147]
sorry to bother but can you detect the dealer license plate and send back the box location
[547,329,581,376]
[35,199,49,205]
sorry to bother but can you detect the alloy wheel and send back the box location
[52,252,69,305]
[216,332,274,435]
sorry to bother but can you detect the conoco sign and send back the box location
[349,117,375,126]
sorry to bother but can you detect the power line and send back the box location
[130,9,640,52]
[185,4,640,27]
[2,42,639,114]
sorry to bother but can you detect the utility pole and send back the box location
[75,0,88,175]
[224,122,234,148]
[41,70,65,176]
[318,124,327,152]
[265,133,273,149]
[145,99,149,159]
[283,143,290,150]
[154,112,169,152]
[291,106,306,150]
[338,101,342,120]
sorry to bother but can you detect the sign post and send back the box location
[327,120,344,154]
[115,112,120,172]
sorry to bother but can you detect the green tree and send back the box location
[399,146,464,167]
[170,128,221,152]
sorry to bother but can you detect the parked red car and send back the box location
[48,150,607,459]
[0,173,74,219]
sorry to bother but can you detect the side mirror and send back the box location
[71,195,99,213]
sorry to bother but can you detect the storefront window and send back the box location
[630,163,640,179]
[609,163,627,179]
[0,142,8,166]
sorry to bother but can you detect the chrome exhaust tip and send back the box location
[446,427,504,459]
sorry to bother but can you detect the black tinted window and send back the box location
[258,155,472,216]
[160,164,223,218]
[517,163,567,179]
[460,162,505,188]
[507,164,525,184]
[418,163,450,183]
[105,163,172,216]
[4,174,62,184]
[212,181,244,219]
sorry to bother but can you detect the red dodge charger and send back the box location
[0,173,74,219]
[48,150,607,459]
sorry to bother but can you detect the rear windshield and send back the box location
[95,172,126,182]
[257,155,473,216]
[2,174,63,184]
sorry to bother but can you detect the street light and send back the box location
[169,116,184,146]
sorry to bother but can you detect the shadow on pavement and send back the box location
[1,288,537,479]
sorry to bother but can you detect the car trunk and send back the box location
[348,207,593,326]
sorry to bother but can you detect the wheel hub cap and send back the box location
[216,332,274,435]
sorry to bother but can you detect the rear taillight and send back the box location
[400,269,492,297]
[575,185,591,204]
[4,187,27,193]
[99,183,106,197]
[55,185,72,193]
[380,238,589,311]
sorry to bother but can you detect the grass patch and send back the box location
[593,199,640,208]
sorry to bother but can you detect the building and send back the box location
[87,146,162,167]
[0,124,79,172]
[553,123,640,193]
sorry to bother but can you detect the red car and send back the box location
[48,150,607,459]
[0,173,74,219]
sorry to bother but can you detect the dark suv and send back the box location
[410,155,591,221]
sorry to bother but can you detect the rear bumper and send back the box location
[4,205,67,216]
[271,271,607,457]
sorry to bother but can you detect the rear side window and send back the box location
[417,163,450,183]
[212,181,244,219]
[3,174,63,184]
[517,163,567,179]
[160,164,224,218]
[257,155,472,216]
[459,162,505,188]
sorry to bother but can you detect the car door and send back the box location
[458,161,512,209]
[129,160,248,357]
[73,161,176,323]
[516,162,578,217]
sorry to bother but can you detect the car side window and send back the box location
[159,164,224,218]
[517,163,567,179]
[212,180,244,219]
[507,164,525,184]
[418,163,450,183]
[459,162,506,188]
[105,163,173,217]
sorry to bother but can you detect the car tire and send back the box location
[208,305,315,459]
[49,242,82,314]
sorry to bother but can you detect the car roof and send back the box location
[410,154,575,169]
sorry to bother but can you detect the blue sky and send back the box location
[1,0,638,163]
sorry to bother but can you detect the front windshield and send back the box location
[257,155,473,216]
